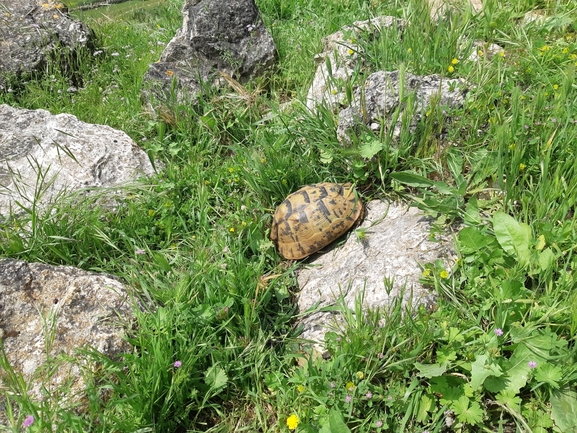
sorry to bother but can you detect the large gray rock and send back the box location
[142,0,277,109]
[0,0,94,91]
[337,70,468,144]
[306,16,406,112]
[0,259,133,421]
[0,104,156,216]
[296,200,455,348]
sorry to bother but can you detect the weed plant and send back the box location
[0,0,576,431]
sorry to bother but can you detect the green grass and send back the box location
[1,0,577,431]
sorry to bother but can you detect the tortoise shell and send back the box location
[270,182,364,260]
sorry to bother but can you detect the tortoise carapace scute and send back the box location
[270,182,364,260]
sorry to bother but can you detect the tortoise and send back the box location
[271,182,364,260]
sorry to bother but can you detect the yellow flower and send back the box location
[407,47,412,53]
[451,57,459,65]
[356,371,364,380]
[509,143,516,150]
[331,89,338,95]
[519,163,526,171]
[229,227,235,233]
[423,269,431,277]
[347,48,354,55]
[286,414,300,430]
[297,385,305,393]
[448,65,455,73]
[553,84,559,90]
[477,49,484,57]
[346,381,355,391]
[499,51,505,57]
[228,167,235,173]
[440,270,449,279]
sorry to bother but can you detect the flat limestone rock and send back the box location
[0,259,133,421]
[0,0,93,90]
[296,200,455,347]
[0,104,156,216]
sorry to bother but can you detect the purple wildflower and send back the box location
[345,394,352,403]
[23,416,34,428]
[528,361,537,369]
[174,360,182,368]
[494,328,504,336]
[375,420,383,428]
[366,391,373,399]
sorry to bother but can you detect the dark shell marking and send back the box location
[271,183,364,260]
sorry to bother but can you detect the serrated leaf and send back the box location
[415,362,447,378]
[204,365,228,391]
[359,139,384,159]
[534,364,562,389]
[458,227,489,254]
[453,396,484,425]
[493,211,532,266]
[551,388,577,431]
[496,390,521,408]
[390,171,434,187]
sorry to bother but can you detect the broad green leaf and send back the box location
[470,354,502,391]
[538,248,556,272]
[320,148,333,164]
[463,197,481,225]
[328,408,351,433]
[492,211,532,266]
[447,150,463,181]
[536,234,546,251]
[551,388,577,432]
[415,362,447,378]
[390,171,434,187]
[458,227,489,254]
[416,394,433,422]
[205,365,228,391]
[359,139,384,159]
[486,339,546,394]
[152,252,172,272]
[433,181,456,195]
